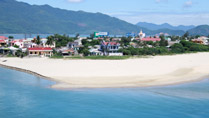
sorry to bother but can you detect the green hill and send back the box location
[0,0,197,36]
[0,0,150,35]
[188,25,209,36]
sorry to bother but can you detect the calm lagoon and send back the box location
[0,67,209,118]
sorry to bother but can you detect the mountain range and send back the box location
[0,0,208,36]
[188,25,209,36]
[0,0,148,35]
[136,22,195,31]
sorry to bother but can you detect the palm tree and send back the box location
[46,36,55,46]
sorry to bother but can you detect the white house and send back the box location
[100,41,123,56]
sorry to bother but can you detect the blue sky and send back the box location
[17,0,209,26]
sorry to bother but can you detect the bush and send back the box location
[171,43,185,53]
[190,45,208,51]
[122,49,131,55]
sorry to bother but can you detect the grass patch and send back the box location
[50,55,64,59]
[5,54,16,57]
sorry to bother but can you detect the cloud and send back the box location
[67,0,84,3]
[155,0,168,3]
[183,1,193,8]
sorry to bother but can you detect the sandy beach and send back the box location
[0,53,209,89]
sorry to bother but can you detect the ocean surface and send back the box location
[0,67,209,118]
[0,34,124,39]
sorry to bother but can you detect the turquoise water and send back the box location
[0,67,209,118]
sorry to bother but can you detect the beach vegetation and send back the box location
[36,35,41,45]
[47,34,74,48]
[171,43,185,53]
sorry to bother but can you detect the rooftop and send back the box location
[28,47,53,51]
[141,37,161,42]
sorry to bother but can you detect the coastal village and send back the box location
[0,31,209,58]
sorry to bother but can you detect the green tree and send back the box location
[159,35,168,47]
[120,37,131,46]
[13,45,19,48]
[46,36,55,45]
[121,49,131,55]
[171,43,185,53]
[8,36,14,39]
[195,35,200,38]
[183,31,189,38]
[48,34,74,48]
[82,49,90,56]
[36,35,41,45]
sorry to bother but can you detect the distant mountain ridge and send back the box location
[188,25,209,36]
[136,22,195,31]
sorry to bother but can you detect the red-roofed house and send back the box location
[28,47,53,57]
[100,41,123,56]
[0,36,8,40]
[141,37,161,42]
[0,40,6,47]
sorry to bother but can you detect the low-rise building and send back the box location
[89,45,103,56]
[67,42,83,52]
[0,36,8,40]
[28,47,53,57]
[100,41,123,56]
[0,40,6,47]
[41,38,56,48]
[192,38,208,45]
[141,37,161,42]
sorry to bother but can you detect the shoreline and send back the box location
[1,63,209,90]
[0,52,209,89]
[0,63,58,83]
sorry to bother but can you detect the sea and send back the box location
[0,34,124,39]
[0,67,209,118]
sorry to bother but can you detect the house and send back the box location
[58,47,75,56]
[100,41,123,56]
[192,36,209,45]
[41,38,56,48]
[67,42,78,49]
[0,40,6,47]
[112,38,121,42]
[0,36,8,40]
[67,42,83,51]
[89,48,103,56]
[9,46,19,55]
[130,42,138,48]
[22,39,37,48]
[168,41,180,47]
[89,45,103,56]
[28,47,53,57]
[192,39,207,45]
[61,49,75,56]
[141,37,161,42]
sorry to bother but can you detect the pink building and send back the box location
[141,37,161,42]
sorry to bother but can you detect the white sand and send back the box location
[0,53,209,89]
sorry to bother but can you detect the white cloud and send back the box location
[155,0,168,3]
[183,1,193,8]
[67,0,84,3]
